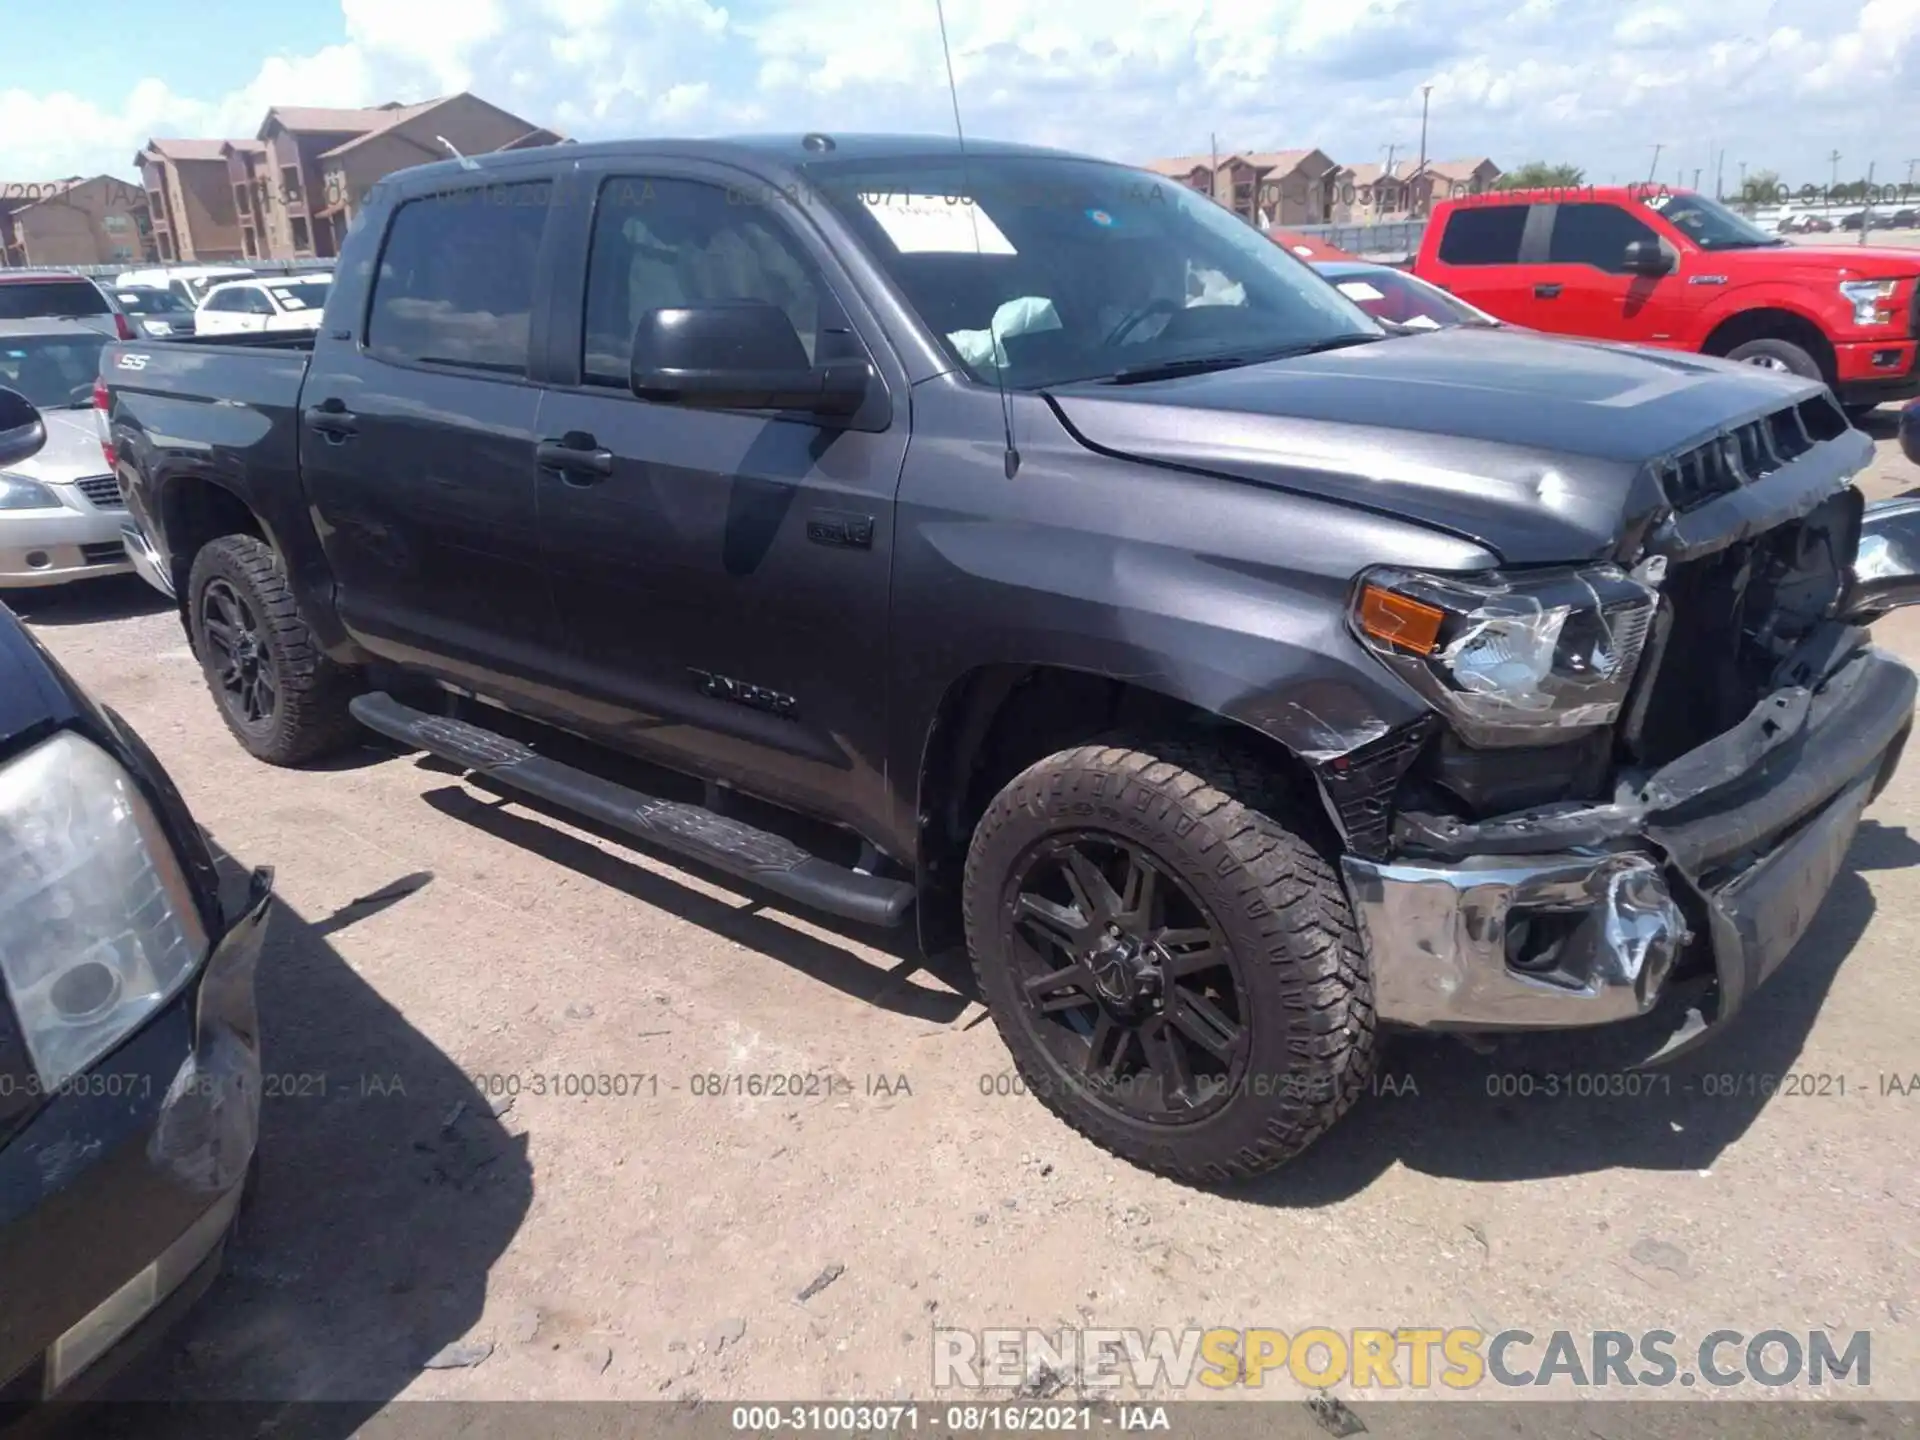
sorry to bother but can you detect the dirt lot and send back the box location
[13,416,1920,1427]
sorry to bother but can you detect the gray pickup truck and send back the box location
[102,134,1920,1182]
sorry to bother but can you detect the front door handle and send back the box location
[1534,283,1563,299]
[536,433,615,479]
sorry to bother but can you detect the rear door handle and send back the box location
[1533,283,1563,299]
[536,434,615,479]
[303,401,357,439]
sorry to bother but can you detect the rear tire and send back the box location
[961,739,1376,1184]
[1725,336,1823,380]
[187,534,363,766]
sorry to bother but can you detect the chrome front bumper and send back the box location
[1342,851,1686,1030]
[1342,645,1916,1056]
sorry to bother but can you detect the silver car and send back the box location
[0,320,131,588]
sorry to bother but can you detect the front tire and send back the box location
[187,534,363,766]
[1725,336,1823,380]
[961,741,1376,1183]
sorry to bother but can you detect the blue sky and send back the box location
[19,1,347,104]
[4,0,1918,189]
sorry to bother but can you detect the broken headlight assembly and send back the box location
[0,731,208,1090]
[1351,563,1662,747]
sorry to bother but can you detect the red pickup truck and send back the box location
[1413,185,1920,417]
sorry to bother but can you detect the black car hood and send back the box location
[0,604,82,754]
[1045,327,1833,563]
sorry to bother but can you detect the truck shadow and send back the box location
[1,575,173,626]
[87,838,532,1432]
[416,781,976,1023]
[1243,827,1899,1206]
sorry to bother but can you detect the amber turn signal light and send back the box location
[1358,584,1445,655]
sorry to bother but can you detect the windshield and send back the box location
[1318,266,1496,329]
[0,334,108,408]
[1638,191,1784,250]
[801,154,1382,387]
[114,288,193,315]
[184,273,250,301]
[0,281,111,320]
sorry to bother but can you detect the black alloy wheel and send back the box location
[1004,830,1250,1124]
[200,576,278,729]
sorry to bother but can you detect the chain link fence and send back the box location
[0,258,337,278]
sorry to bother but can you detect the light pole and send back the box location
[1646,142,1663,184]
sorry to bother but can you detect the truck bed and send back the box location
[102,334,316,596]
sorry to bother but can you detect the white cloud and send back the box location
[6,0,1920,191]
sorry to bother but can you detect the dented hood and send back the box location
[1044,327,1834,564]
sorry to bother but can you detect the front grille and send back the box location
[75,474,123,509]
[1653,396,1847,513]
[1319,718,1435,860]
[79,541,125,566]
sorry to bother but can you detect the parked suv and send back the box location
[1415,186,1920,417]
[102,137,1920,1182]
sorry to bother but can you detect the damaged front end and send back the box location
[1321,391,1920,1062]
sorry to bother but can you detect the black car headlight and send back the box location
[1351,563,1661,747]
[0,731,208,1090]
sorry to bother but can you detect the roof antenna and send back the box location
[437,135,480,170]
[934,0,1019,479]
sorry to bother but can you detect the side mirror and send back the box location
[1622,239,1674,277]
[629,301,869,418]
[0,387,47,469]
[1841,496,1920,621]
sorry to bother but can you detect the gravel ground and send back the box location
[12,413,1920,1430]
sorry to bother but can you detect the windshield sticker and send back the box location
[1401,314,1442,330]
[858,193,1016,254]
[1087,208,1116,227]
[1337,280,1386,302]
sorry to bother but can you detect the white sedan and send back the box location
[194,276,333,338]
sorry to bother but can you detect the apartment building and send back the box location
[1143,149,1340,225]
[232,93,562,261]
[1142,148,1503,226]
[1330,156,1504,222]
[0,175,150,266]
[134,138,246,262]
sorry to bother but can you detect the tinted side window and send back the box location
[582,177,827,386]
[0,281,112,320]
[367,180,552,374]
[1547,203,1659,271]
[1436,205,1529,265]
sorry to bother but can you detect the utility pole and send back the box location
[1830,149,1842,202]
[1692,167,1701,191]
[1417,84,1433,176]
[1862,161,1875,243]
[1715,147,1725,200]
[1646,142,1663,184]
[1905,157,1919,202]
